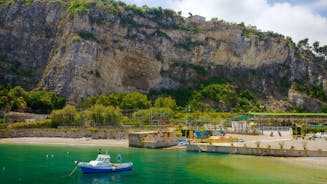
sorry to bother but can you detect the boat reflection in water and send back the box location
[79,171,133,184]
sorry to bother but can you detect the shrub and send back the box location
[133,107,174,124]
[154,97,177,110]
[0,0,12,10]
[255,141,261,148]
[103,106,121,126]
[72,37,81,43]
[175,37,203,51]
[86,105,122,126]
[67,0,91,15]
[0,123,7,129]
[120,92,151,110]
[241,27,264,40]
[148,88,193,107]
[87,127,98,132]
[51,105,79,126]
[8,119,53,129]
[152,29,171,40]
[120,116,132,125]
[239,90,255,101]
[133,121,141,128]
[70,128,80,132]
[77,31,97,41]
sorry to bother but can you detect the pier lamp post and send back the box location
[260,105,265,135]
[188,105,192,130]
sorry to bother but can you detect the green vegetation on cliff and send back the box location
[295,82,327,103]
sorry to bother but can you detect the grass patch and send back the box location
[249,112,327,116]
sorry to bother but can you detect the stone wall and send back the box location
[0,128,128,139]
[0,126,173,139]
[4,112,50,124]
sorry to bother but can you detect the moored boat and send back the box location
[78,154,133,174]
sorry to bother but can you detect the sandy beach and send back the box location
[0,137,128,147]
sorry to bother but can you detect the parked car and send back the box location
[313,132,327,138]
[238,138,245,142]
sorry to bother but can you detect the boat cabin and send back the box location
[96,154,110,163]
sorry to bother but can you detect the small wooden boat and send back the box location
[78,154,133,174]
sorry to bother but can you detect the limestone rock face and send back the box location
[288,89,325,112]
[0,1,326,107]
[0,1,64,88]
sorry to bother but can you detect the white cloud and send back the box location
[170,0,267,23]
[256,2,327,44]
[315,0,327,7]
[122,0,327,45]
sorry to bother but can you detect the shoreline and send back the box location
[0,137,128,147]
[275,157,327,170]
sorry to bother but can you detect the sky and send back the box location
[121,0,327,46]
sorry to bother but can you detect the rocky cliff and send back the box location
[0,0,326,111]
[0,0,64,88]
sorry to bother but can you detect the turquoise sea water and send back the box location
[0,144,326,184]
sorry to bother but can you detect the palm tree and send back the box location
[278,142,284,149]
[302,141,308,150]
[255,141,261,148]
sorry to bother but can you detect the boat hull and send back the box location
[79,163,133,174]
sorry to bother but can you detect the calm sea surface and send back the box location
[0,144,326,184]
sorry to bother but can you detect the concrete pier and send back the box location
[187,144,327,157]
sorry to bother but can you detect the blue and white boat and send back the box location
[78,154,133,174]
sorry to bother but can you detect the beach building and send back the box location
[230,115,255,133]
[186,14,206,24]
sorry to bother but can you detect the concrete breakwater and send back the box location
[129,131,178,148]
[187,144,327,157]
